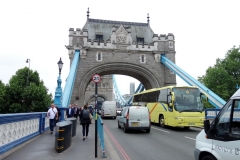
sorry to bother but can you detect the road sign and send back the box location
[92,74,101,83]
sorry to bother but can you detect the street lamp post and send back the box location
[26,59,30,86]
[54,57,64,121]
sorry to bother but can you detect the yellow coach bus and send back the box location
[132,86,206,128]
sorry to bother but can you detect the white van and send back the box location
[101,101,117,119]
[194,89,240,160]
[117,106,151,133]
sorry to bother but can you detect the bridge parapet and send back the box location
[0,112,49,156]
[66,27,175,53]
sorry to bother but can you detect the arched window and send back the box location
[140,54,146,63]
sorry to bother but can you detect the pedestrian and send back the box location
[47,103,58,134]
[66,104,74,118]
[73,104,79,118]
[79,106,83,122]
[80,104,91,140]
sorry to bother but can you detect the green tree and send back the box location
[198,46,240,107]
[0,80,6,113]
[3,67,52,113]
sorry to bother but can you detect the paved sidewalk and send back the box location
[4,121,119,160]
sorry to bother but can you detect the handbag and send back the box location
[89,113,93,120]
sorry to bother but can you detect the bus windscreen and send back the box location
[172,87,204,112]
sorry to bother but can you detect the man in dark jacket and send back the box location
[73,104,79,118]
[66,104,74,118]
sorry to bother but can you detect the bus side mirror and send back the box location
[167,95,172,103]
[204,119,210,134]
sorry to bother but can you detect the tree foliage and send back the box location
[1,67,52,113]
[198,46,240,107]
[0,80,6,113]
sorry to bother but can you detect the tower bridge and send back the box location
[0,10,228,159]
[65,11,176,107]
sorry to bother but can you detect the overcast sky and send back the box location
[1,0,240,96]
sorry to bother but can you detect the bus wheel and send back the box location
[159,115,165,128]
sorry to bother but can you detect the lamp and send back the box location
[54,57,64,121]
[57,58,63,74]
[26,59,30,86]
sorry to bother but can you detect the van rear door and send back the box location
[129,107,149,127]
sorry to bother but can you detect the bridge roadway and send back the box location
[4,119,205,160]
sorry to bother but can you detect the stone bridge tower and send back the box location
[65,10,176,106]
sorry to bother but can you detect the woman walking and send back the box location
[80,104,91,140]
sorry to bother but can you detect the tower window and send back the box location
[137,37,144,44]
[141,55,144,62]
[96,35,103,42]
[98,53,101,60]
[96,52,102,61]
[140,54,146,63]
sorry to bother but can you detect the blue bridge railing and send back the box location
[96,112,106,158]
[0,112,49,155]
[93,112,106,158]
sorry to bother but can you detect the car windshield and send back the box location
[172,87,204,112]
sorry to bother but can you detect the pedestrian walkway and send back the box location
[3,121,119,160]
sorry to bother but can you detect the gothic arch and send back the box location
[77,62,160,101]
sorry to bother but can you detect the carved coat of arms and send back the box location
[116,25,127,44]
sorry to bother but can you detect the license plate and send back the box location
[188,123,195,125]
[105,114,109,116]
[131,122,139,126]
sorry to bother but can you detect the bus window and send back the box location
[158,89,167,103]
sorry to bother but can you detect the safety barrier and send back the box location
[0,112,49,155]
[94,112,106,158]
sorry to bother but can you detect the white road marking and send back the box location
[184,136,195,140]
[152,127,170,133]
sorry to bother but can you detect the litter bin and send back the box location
[65,118,77,137]
[55,121,72,153]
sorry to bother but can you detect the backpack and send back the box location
[82,109,89,119]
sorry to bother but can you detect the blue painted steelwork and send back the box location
[0,112,49,154]
[127,83,145,105]
[95,112,106,158]
[62,50,80,110]
[112,75,126,106]
[160,54,226,109]
[54,70,64,121]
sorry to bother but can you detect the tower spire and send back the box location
[87,8,90,20]
[147,13,150,24]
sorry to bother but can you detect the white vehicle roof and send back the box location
[231,88,240,99]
